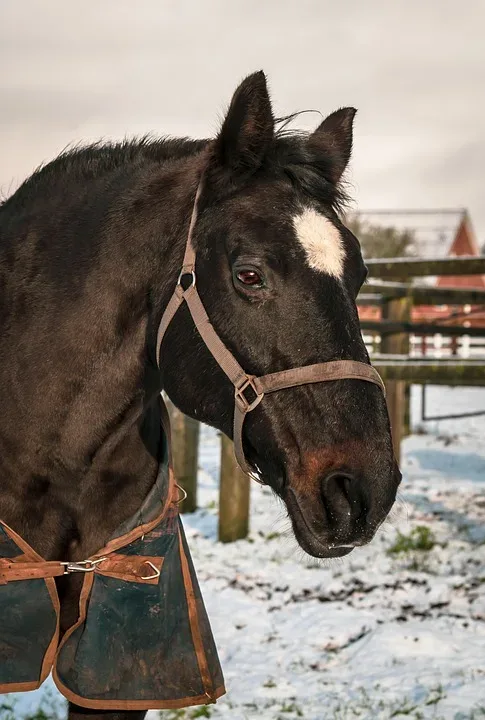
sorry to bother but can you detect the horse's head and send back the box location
[162,71,401,558]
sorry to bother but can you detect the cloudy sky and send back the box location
[1,1,484,242]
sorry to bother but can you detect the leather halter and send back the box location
[156,179,385,482]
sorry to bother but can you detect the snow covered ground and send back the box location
[3,386,485,720]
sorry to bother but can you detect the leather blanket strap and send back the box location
[0,532,167,587]
[0,521,60,694]
[0,400,225,710]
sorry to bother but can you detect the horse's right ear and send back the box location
[205,71,274,197]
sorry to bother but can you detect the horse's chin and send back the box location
[292,526,355,559]
[285,487,355,559]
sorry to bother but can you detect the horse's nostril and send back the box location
[320,470,363,523]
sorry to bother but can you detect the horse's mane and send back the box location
[0,136,208,213]
[1,115,350,216]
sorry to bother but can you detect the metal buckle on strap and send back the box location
[177,269,196,289]
[175,483,188,504]
[140,560,161,581]
[61,557,107,574]
[235,376,264,413]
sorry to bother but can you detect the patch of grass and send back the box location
[0,701,16,720]
[263,677,277,688]
[387,525,436,555]
[280,701,303,716]
[266,531,281,541]
[0,690,67,720]
[414,425,429,435]
[389,705,422,718]
[159,707,211,720]
[389,688,446,717]
[407,555,436,573]
[191,707,211,718]
[328,684,449,719]
[305,559,323,570]
[424,683,446,707]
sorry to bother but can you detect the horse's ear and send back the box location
[309,107,356,185]
[205,71,274,196]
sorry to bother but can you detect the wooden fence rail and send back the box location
[362,280,485,305]
[365,256,485,278]
[373,359,485,384]
[361,320,485,337]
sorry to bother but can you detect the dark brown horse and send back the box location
[0,71,400,719]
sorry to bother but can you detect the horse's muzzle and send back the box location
[284,462,402,558]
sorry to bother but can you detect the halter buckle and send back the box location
[235,376,264,413]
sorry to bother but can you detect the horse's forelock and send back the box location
[267,118,352,216]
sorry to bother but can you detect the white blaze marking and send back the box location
[293,208,345,278]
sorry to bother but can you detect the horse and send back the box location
[0,71,401,719]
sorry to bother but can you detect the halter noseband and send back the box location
[156,179,385,482]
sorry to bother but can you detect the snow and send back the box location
[3,387,485,720]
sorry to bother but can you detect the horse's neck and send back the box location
[0,151,200,559]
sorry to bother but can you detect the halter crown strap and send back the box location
[156,178,385,480]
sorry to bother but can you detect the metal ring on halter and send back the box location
[177,270,196,288]
[175,483,188,504]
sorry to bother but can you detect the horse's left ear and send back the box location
[205,71,274,196]
[309,107,356,185]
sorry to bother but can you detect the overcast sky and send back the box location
[1,1,484,242]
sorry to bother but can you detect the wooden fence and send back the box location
[168,256,485,541]
[363,256,485,459]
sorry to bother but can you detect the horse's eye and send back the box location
[236,269,264,288]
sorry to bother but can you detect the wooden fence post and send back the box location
[166,401,199,514]
[380,295,412,463]
[218,435,250,543]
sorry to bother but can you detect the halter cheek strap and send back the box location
[156,180,385,481]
